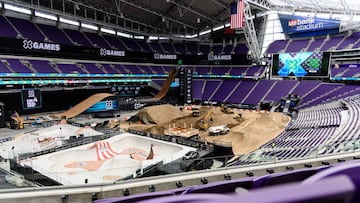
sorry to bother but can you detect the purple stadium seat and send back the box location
[182,177,255,194]
[266,40,287,53]
[93,190,175,203]
[7,17,45,41]
[137,194,228,203]
[37,24,73,45]
[201,175,354,203]
[307,37,325,52]
[303,161,360,203]
[63,29,93,47]
[286,39,309,53]
[253,167,322,188]
[84,32,111,48]
[0,15,18,38]
[102,35,128,50]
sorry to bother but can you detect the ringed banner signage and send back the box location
[99,48,125,57]
[23,40,60,51]
[279,14,340,37]
[154,53,177,60]
[208,53,232,61]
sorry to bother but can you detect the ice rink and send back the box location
[21,133,195,185]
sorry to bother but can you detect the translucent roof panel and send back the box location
[269,0,360,14]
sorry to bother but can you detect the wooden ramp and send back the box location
[56,93,115,119]
[153,68,179,99]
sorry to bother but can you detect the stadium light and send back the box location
[100,28,115,35]
[213,25,225,31]
[117,31,132,38]
[134,36,144,40]
[4,4,31,15]
[34,11,57,21]
[149,36,158,40]
[199,29,211,36]
[59,17,79,26]
[82,23,98,31]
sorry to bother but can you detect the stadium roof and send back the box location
[269,0,360,15]
[5,0,360,38]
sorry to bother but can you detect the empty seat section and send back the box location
[245,67,261,77]
[192,79,205,100]
[63,29,92,47]
[123,64,143,74]
[120,38,141,52]
[266,40,287,53]
[101,64,119,74]
[186,42,198,55]
[210,80,239,102]
[265,80,298,101]
[211,67,231,75]
[226,80,257,103]
[211,45,223,54]
[194,66,210,75]
[285,39,309,52]
[149,42,165,53]
[233,43,249,54]
[7,17,45,41]
[0,61,13,73]
[137,41,153,53]
[6,59,33,73]
[29,60,58,73]
[80,63,106,74]
[37,24,72,45]
[57,63,85,74]
[229,67,248,76]
[243,80,275,104]
[223,44,233,54]
[161,43,175,54]
[0,15,18,38]
[307,37,325,51]
[290,80,321,97]
[320,36,343,51]
[139,65,153,74]
[84,32,111,48]
[199,44,210,55]
[336,32,360,50]
[102,35,127,50]
[150,66,166,74]
[174,43,186,54]
[202,80,222,101]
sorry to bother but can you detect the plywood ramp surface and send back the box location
[56,93,114,119]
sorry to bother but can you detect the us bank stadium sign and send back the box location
[279,14,340,35]
[23,40,60,51]
[99,48,125,57]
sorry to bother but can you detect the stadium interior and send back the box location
[0,0,360,202]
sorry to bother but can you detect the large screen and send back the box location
[21,89,42,109]
[84,99,119,113]
[272,52,329,77]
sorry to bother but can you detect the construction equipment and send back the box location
[199,109,214,131]
[208,125,230,136]
[191,108,200,117]
[9,111,24,129]
[221,104,234,114]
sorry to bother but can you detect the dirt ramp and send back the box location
[135,104,187,124]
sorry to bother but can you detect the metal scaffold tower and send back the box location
[243,0,262,62]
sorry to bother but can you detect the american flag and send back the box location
[230,0,245,29]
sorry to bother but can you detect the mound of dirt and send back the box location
[135,104,189,125]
